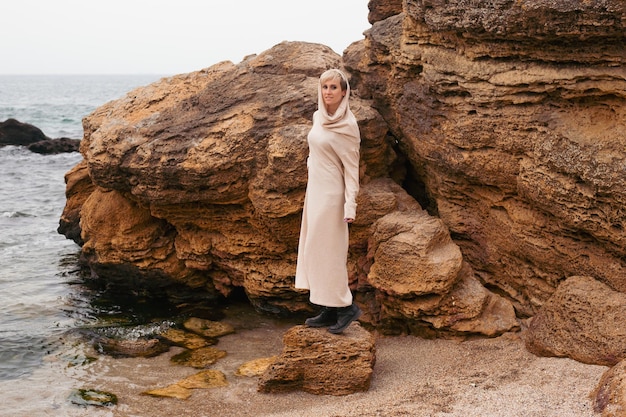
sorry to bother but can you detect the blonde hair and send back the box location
[320,69,348,91]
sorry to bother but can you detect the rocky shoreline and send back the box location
[50,0,626,414]
[50,301,605,417]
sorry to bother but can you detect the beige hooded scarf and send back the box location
[295,69,361,307]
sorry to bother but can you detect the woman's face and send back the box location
[321,77,345,115]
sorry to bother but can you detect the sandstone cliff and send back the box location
[60,0,625,341]
[351,0,626,318]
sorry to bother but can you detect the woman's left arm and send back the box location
[341,140,360,222]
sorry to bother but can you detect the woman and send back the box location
[295,68,361,334]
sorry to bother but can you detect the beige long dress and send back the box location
[294,77,361,307]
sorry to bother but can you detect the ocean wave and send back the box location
[1,211,33,218]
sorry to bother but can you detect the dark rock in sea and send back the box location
[0,118,80,153]
[27,137,81,154]
[0,118,48,146]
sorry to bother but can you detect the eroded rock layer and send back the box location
[351,0,626,316]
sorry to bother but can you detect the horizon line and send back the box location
[0,73,173,77]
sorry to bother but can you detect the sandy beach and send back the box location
[24,302,602,417]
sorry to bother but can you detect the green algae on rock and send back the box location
[68,388,118,407]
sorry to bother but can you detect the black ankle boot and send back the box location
[305,307,337,327]
[328,303,362,334]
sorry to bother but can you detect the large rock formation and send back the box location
[59,41,516,337]
[59,0,626,343]
[350,0,626,317]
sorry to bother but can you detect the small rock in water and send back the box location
[95,336,170,358]
[161,328,216,349]
[142,370,228,400]
[143,384,192,400]
[183,317,235,338]
[171,346,227,368]
[236,356,278,377]
[68,388,118,407]
[27,137,81,154]
[177,370,229,389]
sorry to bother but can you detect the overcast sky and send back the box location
[1,0,370,75]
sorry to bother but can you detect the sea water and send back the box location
[0,74,165,414]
